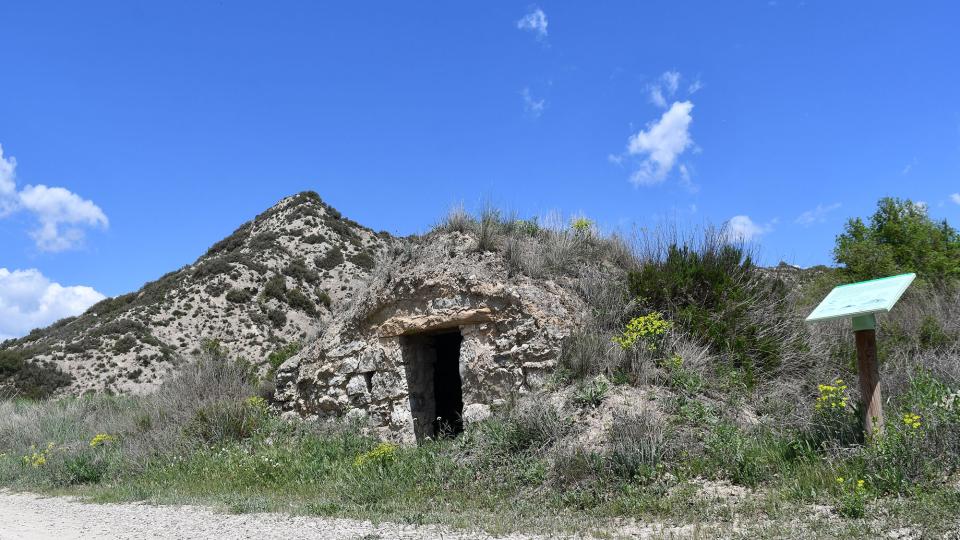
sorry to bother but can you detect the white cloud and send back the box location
[521,87,545,117]
[725,215,772,242]
[0,144,18,216]
[649,87,667,108]
[662,71,680,94]
[795,202,841,226]
[0,268,105,341]
[677,163,699,193]
[517,8,548,40]
[0,144,108,252]
[648,71,681,108]
[688,79,703,94]
[18,185,109,252]
[950,193,960,205]
[678,164,690,183]
[626,101,694,185]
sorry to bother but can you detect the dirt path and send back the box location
[0,490,554,540]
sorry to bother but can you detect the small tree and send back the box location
[834,198,960,282]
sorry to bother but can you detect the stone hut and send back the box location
[274,232,585,442]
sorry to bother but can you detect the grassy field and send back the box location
[0,382,958,538]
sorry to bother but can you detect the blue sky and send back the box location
[1,1,959,339]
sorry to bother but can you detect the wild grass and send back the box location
[434,204,637,279]
[1,344,958,535]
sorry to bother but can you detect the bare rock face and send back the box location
[1,192,390,396]
[274,231,586,442]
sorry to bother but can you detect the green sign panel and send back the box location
[806,273,916,323]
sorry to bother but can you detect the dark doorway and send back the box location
[401,330,464,442]
[431,332,464,437]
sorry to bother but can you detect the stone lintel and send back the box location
[377,308,495,337]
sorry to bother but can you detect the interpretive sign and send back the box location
[806,273,916,438]
[806,273,916,324]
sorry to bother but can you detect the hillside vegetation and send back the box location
[1,197,959,538]
[0,192,389,398]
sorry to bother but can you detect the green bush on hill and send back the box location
[834,197,960,283]
[627,231,801,380]
[0,349,73,399]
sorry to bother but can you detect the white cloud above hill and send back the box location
[0,144,108,252]
[0,268,105,341]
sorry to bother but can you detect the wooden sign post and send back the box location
[806,273,916,438]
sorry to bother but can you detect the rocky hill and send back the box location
[0,191,391,396]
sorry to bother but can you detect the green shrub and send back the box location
[205,224,251,256]
[0,350,73,399]
[64,337,100,354]
[863,373,960,491]
[267,309,287,328]
[267,342,301,371]
[315,247,344,270]
[283,258,320,284]
[193,258,233,279]
[249,231,280,251]
[112,335,137,354]
[94,319,146,338]
[349,251,377,270]
[834,197,960,282]
[205,281,230,297]
[627,234,800,380]
[262,275,287,302]
[185,398,267,444]
[315,290,332,309]
[63,453,108,485]
[285,289,317,316]
[225,287,254,304]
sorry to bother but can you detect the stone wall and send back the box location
[274,232,585,442]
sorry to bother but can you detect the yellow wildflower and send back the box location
[90,433,115,447]
[613,312,672,351]
[816,379,850,411]
[354,443,398,468]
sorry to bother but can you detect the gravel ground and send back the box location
[0,490,559,540]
